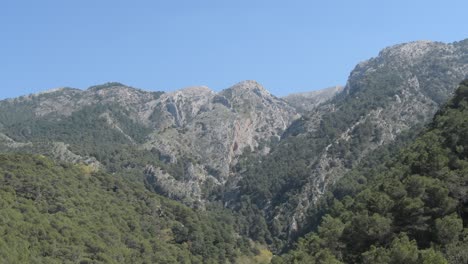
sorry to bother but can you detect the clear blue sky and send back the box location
[1,0,467,99]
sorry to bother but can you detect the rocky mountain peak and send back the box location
[248,38,468,240]
[378,40,442,60]
[222,80,271,98]
[230,79,264,89]
[345,39,466,100]
[86,82,147,98]
[355,40,445,68]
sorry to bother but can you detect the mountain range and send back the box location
[0,38,467,263]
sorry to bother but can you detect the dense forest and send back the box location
[0,154,271,263]
[272,81,468,263]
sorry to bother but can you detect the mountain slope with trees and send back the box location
[0,154,264,263]
[0,39,467,262]
[0,81,298,207]
[273,80,468,263]
[227,39,468,250]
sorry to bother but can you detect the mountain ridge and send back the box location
[1,38,467,260]
[228,38,468,249]
[275,79,468,263]
[0,79,301,206]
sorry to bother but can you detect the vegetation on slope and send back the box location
[229,41,468,251]
[0,98,196,183]
[230,69,425,250]
[0,154,258,263]
[273,81,468,263]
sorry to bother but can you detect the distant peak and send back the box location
[378,40,449,60]
[231,80,264,89]
[87,82,128,91]
[224,80,272,96]
[382,40,435,51]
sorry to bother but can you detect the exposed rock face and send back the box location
[0,80,299,206]
[49,142,101,170]
[283,85,344,113]
[142,81,299,204]
[0,132,32,149]
[257,39,468,238]
[144,163,211,206]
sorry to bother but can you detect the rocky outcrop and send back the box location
[142,81,299,204]
[0,132,32,149]
[144,163,214,207]
[49,142,101,170]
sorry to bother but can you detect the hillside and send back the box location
[0,153,268,263]
[274,80,468,264]
[227,39,468,249]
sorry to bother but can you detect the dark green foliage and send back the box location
[279,81,468,263]
[0,154,251,263]
[0,100,186,181]
[4,103,151,145]
[230,73,426,247]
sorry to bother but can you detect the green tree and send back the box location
[388,234,419,264]
[435,214,463,245]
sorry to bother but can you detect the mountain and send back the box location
[1,38,467,261]
[274,80,468,264]
[0,83,163,176]
[142,80,298,205]
[283,86,344,113]
[229,39,468,249]
[0,80,298,206]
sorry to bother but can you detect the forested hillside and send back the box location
[0,154,267,263]
[273,80,468,263]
